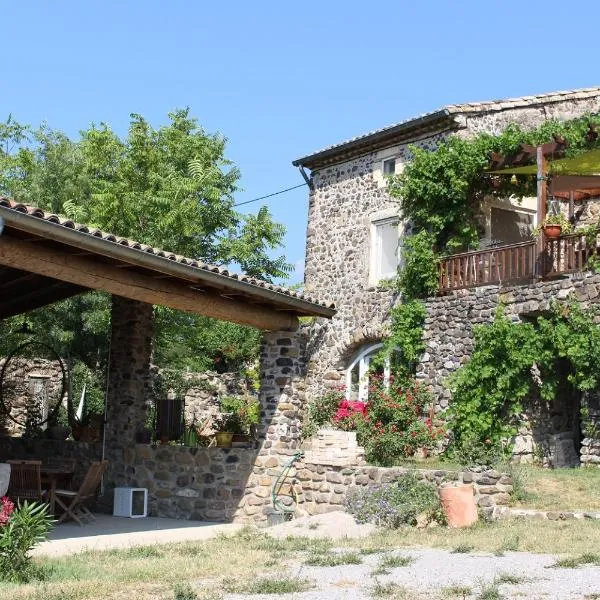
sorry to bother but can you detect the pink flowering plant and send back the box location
[0,496,14,526]
[356,376,446,466]
[305,376,446,466]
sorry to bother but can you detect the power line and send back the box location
[233,182,307,207]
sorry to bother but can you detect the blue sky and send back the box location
[3,0,600,284]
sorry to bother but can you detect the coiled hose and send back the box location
[271,451,304,514]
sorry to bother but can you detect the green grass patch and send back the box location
[477,582,502,600]
[451,544,474,554]
[371,581,409,598]
[304,551,362,567]
[442,584,472,597]
[225,576,313,594]
[372,554,415,575]
[551,552,600,569]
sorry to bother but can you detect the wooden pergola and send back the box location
[0,199,335,330]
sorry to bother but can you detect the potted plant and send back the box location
[535,213,573,240]
[213,412,245,448]
[220,395,260,444]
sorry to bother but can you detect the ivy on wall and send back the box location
[447,301,600,456]
[389,113,600,298]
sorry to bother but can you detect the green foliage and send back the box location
[301,388,343,439]
[0,501,54,583]
[380,300,427,378]
[388,113,600,300]
[398,230,441,299]
[0,111,290,376]
[353,376,445,466]
[220,395,260,432]
[70,360,105,422]
[447,302,600,458]
[345,472,444,528]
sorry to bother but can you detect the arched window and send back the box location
[345,343,391,402]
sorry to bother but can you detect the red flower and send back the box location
[0,496,14,526]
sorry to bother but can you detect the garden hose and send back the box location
[271,451,304,514]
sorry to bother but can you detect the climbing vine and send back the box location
[447,301,600,457]
[388,113,600,298]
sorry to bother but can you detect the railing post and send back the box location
[535,145,547,279]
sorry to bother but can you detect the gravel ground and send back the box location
[226,547,600,599]
[224,511,600,599]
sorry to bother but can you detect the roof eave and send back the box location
[0,206,336,319]
[293,110,457,170]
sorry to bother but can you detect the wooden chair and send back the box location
[6,460,44,503]
[54,460,108,525]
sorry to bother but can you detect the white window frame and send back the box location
[369,217,400,286]
[382,156,397,177]
[345,343,391,402]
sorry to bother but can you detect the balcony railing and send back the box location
[438,229,599,293]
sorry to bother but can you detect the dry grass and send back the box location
[513,466,600,511]
[341,518,600,556]
[2,518,600,599]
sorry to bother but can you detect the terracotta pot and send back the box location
[72,425,100,443]
[543,224,562,239]
[438,484,478,528]
[215,432,234,448]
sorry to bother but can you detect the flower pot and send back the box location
[543,224,562,239]
[438,484,478,528]
[0,463,10,496]
[72,425,100,443]
[215,432,234,448]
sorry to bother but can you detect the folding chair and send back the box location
[54,460,108,525]
[6,460,45,503]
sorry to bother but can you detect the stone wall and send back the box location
[0,357,64,436]
[303,94,600,407]
[181,371,253,430]
[294,461,512,520]
[419,273,600,465]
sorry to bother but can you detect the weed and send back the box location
[240,577,313,594]
[493,535,519,556]
[173,583,197,600]
[477,582,503,600]
[372,554,415,575]
[360,547,388,555]
[371,581,408,598]
[451,544,474,554]
[494,572,527,585]
[308,522,320,530]
[442,584,472,597]
[305,551,362,567]
[551,553,600,569]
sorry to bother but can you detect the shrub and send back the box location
[351,376,445,466]
[302,388,344,439]
[345,472,444,528]
[0,500,54,582]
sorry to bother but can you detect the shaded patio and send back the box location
[33,514,243,557]
[0,198,335,524]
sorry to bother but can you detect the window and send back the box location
[382,157,396,176]
[345,343,393,402]
[371,218,399,282]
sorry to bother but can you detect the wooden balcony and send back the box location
[438,230,600,293]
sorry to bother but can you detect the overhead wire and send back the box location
[233,182,307,207]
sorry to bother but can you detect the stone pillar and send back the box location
[258,329,308,457]
[237,329,308,523]
[104,296,154,490]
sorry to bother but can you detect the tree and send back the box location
[0,110,291,371]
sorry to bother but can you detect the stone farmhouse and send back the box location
[294,87,600,467]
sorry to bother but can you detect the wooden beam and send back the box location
[0,236,298,331]
[0,281,84,318]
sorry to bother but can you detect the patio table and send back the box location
[41,465,75,515]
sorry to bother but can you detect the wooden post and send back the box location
[569,190,575,221]
[536,145,547,278]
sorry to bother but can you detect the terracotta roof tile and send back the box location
[0,197,334,311]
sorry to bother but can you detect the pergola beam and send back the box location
[0,235,298,331]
